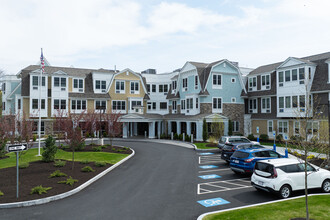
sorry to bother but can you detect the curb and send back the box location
[197,193,330,220]
[112,138,195,149]
[0,146,135,209]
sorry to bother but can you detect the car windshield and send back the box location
[232,151,249,158]
[223,144,233,150]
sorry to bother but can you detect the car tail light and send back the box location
[231,146,235,151]
[244,158,253,163]
[271,167,278,179]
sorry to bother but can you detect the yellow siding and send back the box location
[87,100,94,111]
[48,98,51,117]
[23,98,29,118]
[251,120,268,136]
[68,78,73,92]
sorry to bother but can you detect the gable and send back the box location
[212,61,238,74]
[115,70,140,81]
[53,70,68,75]
[277,58,306,69]
[181,62,197,73]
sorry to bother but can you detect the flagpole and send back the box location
[37,48,43,156]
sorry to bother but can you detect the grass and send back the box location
[194,142,219,150]
[0,148,129,169]
[203,195,330,220]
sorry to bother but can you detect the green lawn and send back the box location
[0,148,129,169]
[194,142,219,150]
[203,195,330,220]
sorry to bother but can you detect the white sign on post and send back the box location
[256,127,259,134]
[284,134,288,141]
[273,131,276,137]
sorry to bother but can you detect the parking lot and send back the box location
[195,150,278,209]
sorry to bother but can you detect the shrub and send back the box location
[247,134,255,141]
[174,133,179,140]
[0,191,3,196]
[185,134,191,142]
[54,160,66,167]
[0,142,7,158]
[307,155,315,160]
[81,166,95,172]
[58,176,78,186]
[60,144,70,150]
[30,185,52,195]
[160,134,166,139]
[42,136,58,162]
[49,170,67,178]
[80,160,90,164]
[178,134,183,141]
[101,145,107,149]
[19,162,29,169]
[33,134,37,142]
[259,134,269,141]
[95,161,106,167]
[276,134,283,141]
[92,146,102,152]
[208,136,217,144]
[74,141,85,151]
[102,132,107,137]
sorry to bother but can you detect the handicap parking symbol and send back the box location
[198,198,230,207]
[199,174,221,179]
[199,152,214,155]
[199,165,218,169]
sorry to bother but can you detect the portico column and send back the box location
[187,121,191,136]
[133,122,138,136]
[158,121,161,137]
[130,122,133,137]
[176,121,181,134]
[149,121,155,138]
[224,120,229,136]
[196,121,203,141]
[123,122,128,138]
[168,121,172,135]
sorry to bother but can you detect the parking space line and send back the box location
[198,168,231,173]
[197,178,252,195]
[198,186,252,195]
[220,181,246,188]
[203,183,229,190]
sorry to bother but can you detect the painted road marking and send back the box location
[199,165,219,169]
[198,178,251,195]
[199,174,221,180]
[197,198,230,207]
[199,155,222,164]
[199,152,214,155]
[199,168,231,173]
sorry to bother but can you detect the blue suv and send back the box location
[230,148,285,174]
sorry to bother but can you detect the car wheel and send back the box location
[279,185,291,199]
[321,179,330,193]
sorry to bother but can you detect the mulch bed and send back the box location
[0,145,132,204]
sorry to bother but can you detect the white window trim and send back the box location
[182,78,188,92]
[95,100,107,112]
[130,81,140,94]
[115,80,125,94]
[261,97,271,113]
[71,99,87,112]
[248,76,257,91]
[261,74,271,90]
[278,120,289,136]
[267,120,273,135]
[212,73,222,89]
[212,97,222,113]
[248,98,258,113]
[231,78,236,83]
[73,78,84,93]
[112,100,126,112]
[231,97,236,103]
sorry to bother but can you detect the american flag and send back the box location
[40,48,45,73]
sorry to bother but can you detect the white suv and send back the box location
[251,158,330,198]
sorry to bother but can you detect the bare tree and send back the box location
[104,110,122,148]
[83,110,98,144]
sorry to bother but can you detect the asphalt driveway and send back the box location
[0,140,279,220]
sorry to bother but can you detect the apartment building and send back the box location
[0,74,21,116]
[244,52,330,141]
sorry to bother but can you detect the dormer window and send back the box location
[115,80,125,94]
[195,76,198,89]
[182,78,188,91]
[248,76,257,91]
[212,74,222,89]
[172,81,177,92]
[73,79,84,92]
[32,76,46,90]
[130,81,139,94]
[96,80,106,92]
[54,77,66,90]
[261,74,270,90]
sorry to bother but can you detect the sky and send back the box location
[1,0,330,74]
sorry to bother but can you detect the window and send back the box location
[292,69,298,81]
[231,78,236,83]
[249,98,257,113]
[285,96,291,108]
[33,76,38,86]
[130,81,139,94]
[285,70,290,82]
[172,81,177,91]
[54,99,59,109]
[96,80,106,91]
[33,121,45,134]
[213,74,222,86]
[213,98,222,109]
[279,97,284,108]
[232,121,239,132]
[268,120,273,133]
[278,121,288,134]
[279,71,284,83]
[2,102,4,111]
[160,102,167,110]
[54,77,66,88]
[164,84,168,93]
[181,100,186,110]
[182,78,188,89]
[196,98,198,109]
[2,83,5,94]
[73,79,84,91]
[96,80,100,89]
[152,84,156,92]
[96,100,106,110]
[299,68,305,80]
[115,81,125,93]
[41,99,45,109]
[173,101,177,111]
[299,95,305,108]
[32,99,38,109]
[294,121,300,136]
[101,81,106,90]
[112,101,125,110]
[147,102,156,110]
[231,97,236,103]
[71,100,86,110]
[186,98,193,109]
[261,74,270,89]
[18,99,21,110]
[159,85,164,93]
[131,101,142,110]
[261,98,270,113]
[61,78,66,87]
[61,100,66,109]
[147,84,150,93]
[195,76,198,88]
[249,77,257,91]
[292,96,298,108]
